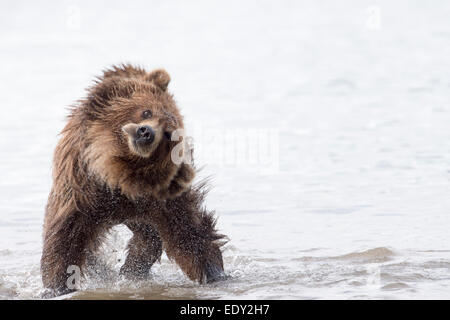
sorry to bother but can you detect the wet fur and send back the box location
[41,64,227,297]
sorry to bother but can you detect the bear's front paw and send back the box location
[154,164,195,200]
[203,262,228,284]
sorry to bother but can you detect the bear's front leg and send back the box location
[41,209,100,297]
[150,186,227,284]
[120,222,162,280]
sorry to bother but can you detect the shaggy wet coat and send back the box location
[41,64,227,297]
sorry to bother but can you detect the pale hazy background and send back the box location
[1,0,450,299]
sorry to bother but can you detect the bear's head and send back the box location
[76,65,193,199]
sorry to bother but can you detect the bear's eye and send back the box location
[142,110,152,119]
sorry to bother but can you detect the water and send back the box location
[1,0,450,299]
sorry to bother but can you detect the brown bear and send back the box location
[41,64,227,297]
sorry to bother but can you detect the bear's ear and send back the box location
[145,69,171,91]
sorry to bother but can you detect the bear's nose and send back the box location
[136,125,155,143]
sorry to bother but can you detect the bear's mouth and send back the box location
[163,131,172,141]
[134,136,154,149]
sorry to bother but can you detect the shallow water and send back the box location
[1,0,450,299]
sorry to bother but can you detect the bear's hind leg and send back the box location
[41,210,102,298]
[120,222,162,280]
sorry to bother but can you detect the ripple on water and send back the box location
[381,282,410,291]
[291,247,395,264]
[331,247,396,263]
